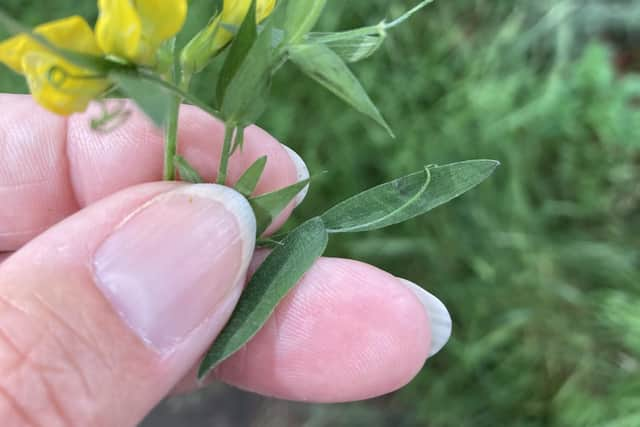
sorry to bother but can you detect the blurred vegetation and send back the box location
[2,0,640,426]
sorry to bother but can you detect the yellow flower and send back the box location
[96,0,187,65]
[0,0,187,115]
[0,16,110,115]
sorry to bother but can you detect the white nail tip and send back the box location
[283,145,310,206]
[399,279,452,357]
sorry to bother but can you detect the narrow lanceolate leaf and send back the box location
[221,12,275,125]
[174,155,204,184]
[216,0,258,107]
[110,70,173,127]
[289,43,393,136]
[250,178,310,235]
[322,160,500,233]
[198,217,328,378]
[284,0,327,43]
[235,156,267,196]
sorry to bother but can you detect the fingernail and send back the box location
[399,279,452,357]
[93,185,256,353]
[283,145,310,206]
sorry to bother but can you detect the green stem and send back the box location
[163,94,181,180]
[217,123,235,184]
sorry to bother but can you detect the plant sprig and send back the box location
[0,0,500,380]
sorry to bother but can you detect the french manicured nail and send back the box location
[399,279,452,357]
[93,185,256,353]
[283,145,310,206]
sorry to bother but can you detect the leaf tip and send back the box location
[197,361,212,381]
[486,159,501,172]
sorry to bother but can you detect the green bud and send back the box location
[180,16,222,77]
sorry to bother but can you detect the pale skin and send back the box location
[0,95,436,426]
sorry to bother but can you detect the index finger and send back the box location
[0,95,308,251]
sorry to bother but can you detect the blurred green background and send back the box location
[2,0,640,426]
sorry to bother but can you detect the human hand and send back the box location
[0,95,452,426]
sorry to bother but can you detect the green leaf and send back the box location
[250,178,310,236]
[234,156,267,196]
[289,43,393,136]
[216,0,258,107]
[321,160,500,233]
[173,155,204,184]
[198,217,328,378]
[221,14,275,124]
[307,32,385,63]
[284,0,327,43]
[110,70,173,127]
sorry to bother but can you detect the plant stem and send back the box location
[217,123,235,184]
[162,37,181,181]
[163,94,181,180]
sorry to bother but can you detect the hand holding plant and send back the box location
[0,1,498,423]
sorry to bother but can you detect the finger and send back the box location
[0,183,256,426]
[0,253,10,264]
[0,95,308,251]
[175,256,452,403]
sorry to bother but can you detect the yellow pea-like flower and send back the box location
[96,0,188,65]
[0,16,110,114]
[0,1,188,115]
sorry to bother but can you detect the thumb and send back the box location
[0,183,256,426]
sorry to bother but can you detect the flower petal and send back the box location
[0,16,100,74]
[135,0,188,46]
[35,16,102,55]
[0,34,32,73]
[22,51,110,115]
[96,0,143,61]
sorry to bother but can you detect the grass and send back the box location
[2,1,640,426]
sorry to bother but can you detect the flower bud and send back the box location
[180,0,276,76]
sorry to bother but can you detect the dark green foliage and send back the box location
[199,217,329,377]
[2,1,640,426]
